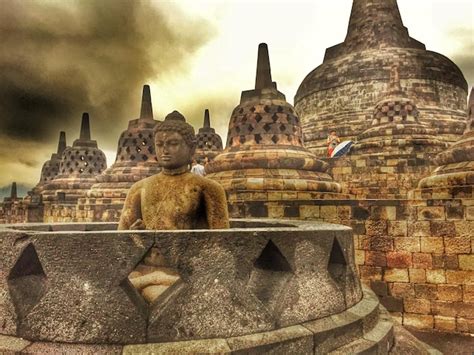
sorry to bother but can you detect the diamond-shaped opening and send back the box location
[327,238,347,286]
[125,247,181,307]
[8,243,47,319]
[271,135,279,144]
[248,240,292,312]
[263,123,272,132]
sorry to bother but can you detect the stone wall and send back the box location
[229,196,474,334]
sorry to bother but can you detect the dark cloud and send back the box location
[0,0,215,145]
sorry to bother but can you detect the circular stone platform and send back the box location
[0,219,396,354]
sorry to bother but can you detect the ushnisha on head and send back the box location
[154,111,196,174]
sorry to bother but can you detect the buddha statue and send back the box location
[119,111,229,303]
[118,110,229,230]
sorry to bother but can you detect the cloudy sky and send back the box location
[0,0,473,194]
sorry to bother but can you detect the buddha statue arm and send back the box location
[118,182,143,230]
[203,181,230,229]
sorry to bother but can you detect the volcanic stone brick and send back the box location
[404,298,431,314]
[414,284,438,300]
[370,280,388,297]
[437,285,463,302]
[444,238,471,254]
[459,255,474,270]
[380,296,403,313]
[446,270,474,284]
[394,238,420,253]
[426,269,446,284]
[412,253,432,269]
[456,318,474,333]
[403,314,434,330]
[386,251,412,268]
[390,283,415,298]
[295,0,468,157]
[463,285,474,302]
[420,237,444,253]
[409,269,426,283]
[384,268,409,283]
[365,251,387,267]
[434,316,456,332]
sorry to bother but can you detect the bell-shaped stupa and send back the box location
[295,0,468,156]
[35,131,68,192]
[416,88,474,199]
[78,85,161,222]
[194,109,223,161]
[331,65,446,199]
[206,43,344,211]
[41,113,107,221]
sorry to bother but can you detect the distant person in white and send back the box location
[191,158,206,176]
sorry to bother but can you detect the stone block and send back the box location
[426,269,446,284]
[430,221,456,237]
[384,268,409,283]
[459,255,474,270]
[412,253,432,268]
[417,207,444,221]
[444,238,471,254]
[432,301,474,318]
[437,284,463,302]
[463,284,474,302]
[434,316,456,332]
[123,339,231,354]
[407,221,431,237]
[394,237,420,252]
[409,269,426,283]
[389,283,414,298]
[446,270,474,284]
[365,251,387,267]
[366,220,388,236]
[299,205,320,219]
[414,284,437,300]
[386,251,412,268]
[420,237,444,253]
[432,254,459,270]
[388,221,407,237]
[226,325,313,355]
[320,206,337,220]
[456,317,474,333]
[404,298,431,314]
[403,314,433,330]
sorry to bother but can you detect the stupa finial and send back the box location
[203,109,211,129]
[57,131,66,155]
[255,43,273,90]
[79,113,91,141]
[10,182,17,199]
[140,85,154,119]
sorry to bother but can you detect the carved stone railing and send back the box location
[0,219,361,344]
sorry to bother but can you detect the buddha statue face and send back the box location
[155,131,194,170]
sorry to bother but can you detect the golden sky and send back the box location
[0,0,472,193]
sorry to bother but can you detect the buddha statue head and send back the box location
[154,111,196,174]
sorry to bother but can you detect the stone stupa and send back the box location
[194,109,223,161]
[415,88,474,199]
[41,113,107,221]
[78,85,160,222]
[206,43,345,217]
[295,0,468,156]
[332,65,447,199]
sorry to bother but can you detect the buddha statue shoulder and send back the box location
[118,111,229,230]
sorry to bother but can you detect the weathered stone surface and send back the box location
[22,342,122,354]
[295,0,467,156]
[0,230,31,336]
[0,334,30,352]
[123,339,231,354]
[16,231,154,343]
[226,325,313,355]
